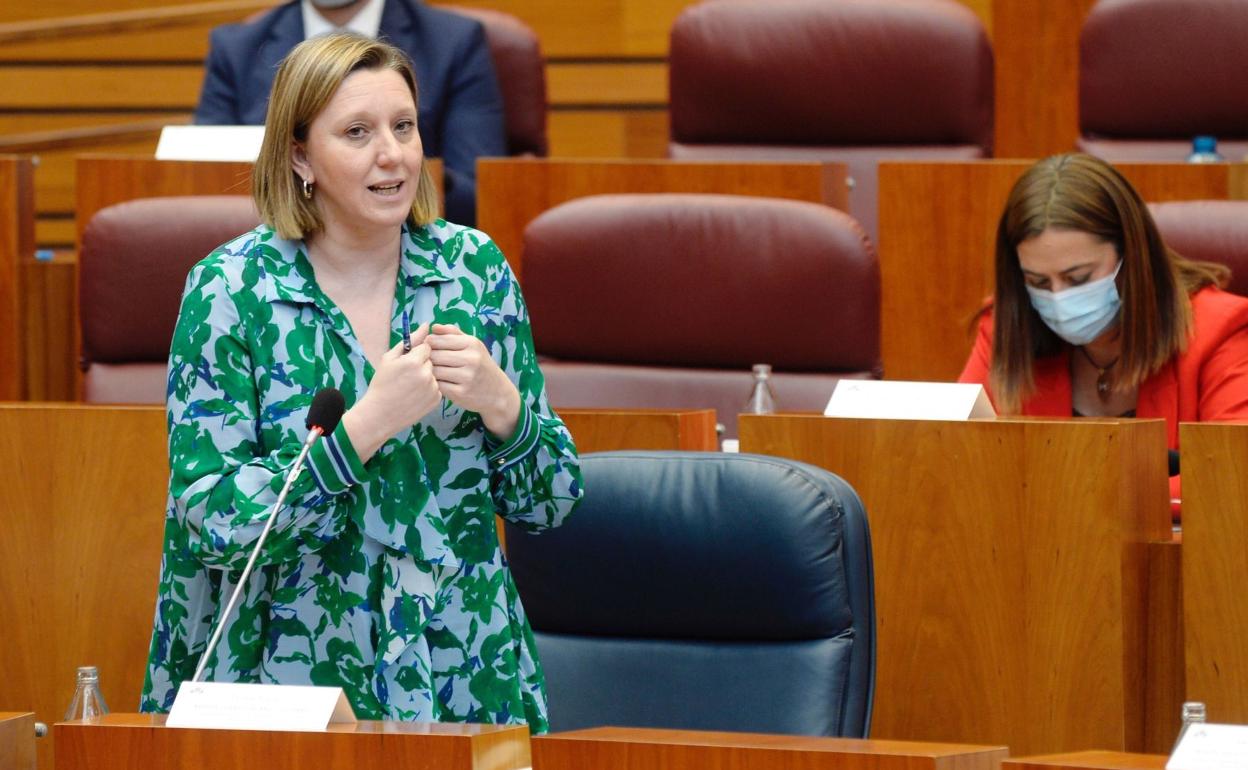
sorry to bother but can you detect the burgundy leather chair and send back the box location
[444,6,547,156]
[667,0,994,245]
[1151,200,1248,297]
[522,193,881,438]
[79,195,260,403]
[1079,0,1248,162]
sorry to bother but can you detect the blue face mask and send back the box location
[1025,261,1122,346]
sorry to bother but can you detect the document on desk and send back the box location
[1168,723,1248,770]
[824,380,996,421]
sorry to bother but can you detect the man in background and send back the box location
[195,0,506,226]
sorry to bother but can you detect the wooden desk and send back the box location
[477,158,849,278]
[560,407,717,451]
[877,160,1248,381]
[739,414,1172,756]
[1003,751,1167,770]
[0,155,34,400]
[0,712,37,770]
[55,713,528,770]
[1180,422,1248,725]
[0,403,715,769]
[533,726,1007,770]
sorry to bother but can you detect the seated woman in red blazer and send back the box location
[959,153,1248,504]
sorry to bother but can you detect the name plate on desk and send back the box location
[156,125,265,162]
[1168,723,1248,769]
[167,681,356,731]
[824,380,996,420]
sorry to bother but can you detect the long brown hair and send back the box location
[253,32,439,240]
[989,153,1228,412]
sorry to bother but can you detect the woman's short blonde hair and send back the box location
[253,32,440,239]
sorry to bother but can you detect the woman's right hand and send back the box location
[340,323,442,462]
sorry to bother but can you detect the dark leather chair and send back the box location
[667,0,994,244]
[444,6,548,157]
[504,450,876,736]
[521,193,881,438]
[79,195,260,403]
[1151,200,1248,297]
[1079,0,1248,162]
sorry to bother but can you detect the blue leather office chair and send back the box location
[504,451,875,737]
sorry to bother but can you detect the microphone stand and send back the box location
[191,426,324,683]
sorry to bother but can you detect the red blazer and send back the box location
[959,286,1248,450]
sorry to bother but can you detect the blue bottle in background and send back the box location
[1187,136,1226,163]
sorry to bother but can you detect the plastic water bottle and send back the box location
[1187,136,1225,163]
[64,666,109,722]
[743,364,777,415]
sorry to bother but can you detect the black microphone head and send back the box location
[306,388,346,435]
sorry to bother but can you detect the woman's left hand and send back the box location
[428,323,521,439]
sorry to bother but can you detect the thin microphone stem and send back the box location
[191,427,322,683]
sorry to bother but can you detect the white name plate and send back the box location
[824,380,996,421]
[155,125,265,162]
[1168,723,1248,770]
[167,681,357,731]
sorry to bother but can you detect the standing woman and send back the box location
[959,153,1248,498]
[141,32,582,730]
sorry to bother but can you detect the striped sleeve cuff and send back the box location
[305,421,366,495]
[485,405,539,473]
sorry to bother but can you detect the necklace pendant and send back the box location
[1097,375,1110,396]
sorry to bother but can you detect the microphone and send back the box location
[191,388,345,683]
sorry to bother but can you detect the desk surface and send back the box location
[1003,750,1167,770]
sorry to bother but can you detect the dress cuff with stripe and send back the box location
[305,420,367,495]
[484,405,539,472]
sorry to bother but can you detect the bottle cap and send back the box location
[76,666,99,681]
[752,363,772,376]
[1192,136,1217,153]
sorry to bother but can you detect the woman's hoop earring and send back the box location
[301,178,314,200]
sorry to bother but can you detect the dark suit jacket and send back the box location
[194,0,505,225]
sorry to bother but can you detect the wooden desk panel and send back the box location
[0,155,34,400]
[55,713,529,770]
[1180,422,1248,725]
[1003,751,1167,770]
[739,415,1171,756]
[877,161,1240,381]
[477,158,849,278]
[534,726,1007,770]
[561,408,717,452]
[0,405,167,770]
[0,404,720,769]
[0,712,37,770]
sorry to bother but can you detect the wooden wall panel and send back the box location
[739,414,1171,756]
[877,161,1238,381]
[560,408,717,452]
[0,713,37,770]
[547,110,668,159]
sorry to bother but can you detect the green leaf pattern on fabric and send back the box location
[140,221,582,733]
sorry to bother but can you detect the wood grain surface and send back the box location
[533,726,1007,770]
[738,414,1171,756]
[0,156,34,400]
[54,713,529,770]
[1180,422,1248,725]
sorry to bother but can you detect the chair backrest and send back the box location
[79,195,260,403]
[444,6,548,157]
[521,193,881,437]
[1078,0,1248,161]
[504,450,876,737]
[1151,200,1248,297]
[667,0,993,242]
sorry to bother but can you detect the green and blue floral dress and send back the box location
[140,219,582,731]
